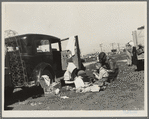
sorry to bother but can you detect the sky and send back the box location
[3,2,147,55]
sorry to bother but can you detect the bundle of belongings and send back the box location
[39,75,60,96]
[39,75,54,95]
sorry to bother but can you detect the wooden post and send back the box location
[132,30,138,47]
[75,36,81,69]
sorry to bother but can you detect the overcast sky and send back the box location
[3,2,146,55]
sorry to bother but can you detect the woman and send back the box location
[98,52,119,82]
[61,50,86,87]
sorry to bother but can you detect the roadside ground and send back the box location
[4,53,144,110]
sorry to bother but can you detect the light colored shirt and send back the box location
[96,67,109,80]
[67,62,76,73]
[64,62,76,81]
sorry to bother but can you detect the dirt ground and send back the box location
[4,53,144,110]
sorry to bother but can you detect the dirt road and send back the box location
[4,54,144,110]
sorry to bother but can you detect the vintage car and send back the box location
[5,34,82,96]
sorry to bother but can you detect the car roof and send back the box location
[5,34,61,43]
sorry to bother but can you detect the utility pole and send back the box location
[117,43,120,51]
[111,43,114,50]
[99,43,102,52]
[117,43,120,54]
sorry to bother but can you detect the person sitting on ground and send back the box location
[61,50,86,88]
[93,62,109,89]
[74,70,106,93]
[61,57,76,88]
[97,52,119,82]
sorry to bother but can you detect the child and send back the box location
[93,62,109,89]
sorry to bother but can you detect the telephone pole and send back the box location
[111,43,114,49]
[117,43,120,51]
[117,43,120,54]
[99,43,102,52]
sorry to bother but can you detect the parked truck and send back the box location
[5,34,82,96]
[132,26,145,70]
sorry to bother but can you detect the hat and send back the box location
[77,70,86,76]
[129,41,134,47]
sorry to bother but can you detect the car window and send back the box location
[6,46,19,52]
[51,42,60,51]
[5,40,19,52]
[36,39,51,53]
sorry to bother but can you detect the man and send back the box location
[125,42,133,66]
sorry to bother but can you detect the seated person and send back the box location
[93,62,109,88]
[62,61,76,85]
[61,54,86,88]
[98,52,119,82]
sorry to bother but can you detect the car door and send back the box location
[61,36,81,70]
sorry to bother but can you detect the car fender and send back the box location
[32,62,56,85]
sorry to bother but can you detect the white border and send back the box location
[2,110,148,117]
[2,2,148,117]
